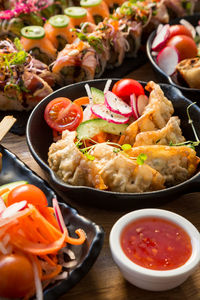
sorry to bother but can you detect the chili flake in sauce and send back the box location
[120,217,192,270]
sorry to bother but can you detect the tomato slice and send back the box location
[44,97,83,132]
[7,184,48,208]
[112,79,144,102]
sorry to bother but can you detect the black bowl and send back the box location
[146,14,200,101]
[0,145,104,299]
[26,79,200,208]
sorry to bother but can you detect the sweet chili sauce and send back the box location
[120,217,192,270]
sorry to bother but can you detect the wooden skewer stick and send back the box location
[0,115,16,142]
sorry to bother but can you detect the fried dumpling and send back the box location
[48,130,106,190]
[134,116,185,147]
[90,143,165,192]
[125,145,200,187]
[124,81,174,145]
[176,57,200,89]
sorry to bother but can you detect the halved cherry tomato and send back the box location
[167,35,197,61]
[7,184,48,208]
[44,97,83,132]
[169,25,193,39]
[0,253,35,298]
[112,79,144,102]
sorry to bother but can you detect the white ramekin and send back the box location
[109,208,200,291]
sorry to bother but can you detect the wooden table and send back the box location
[2,63,200,300]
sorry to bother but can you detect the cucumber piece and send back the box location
[21,26,45,39]
[49,15,69,28]
[76,118,128,140]
[91,87,105,104]
[0,181,28,201]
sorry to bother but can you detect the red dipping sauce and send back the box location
[120,217,192,270]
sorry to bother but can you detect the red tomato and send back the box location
[7,184,48,208]
[167,35,197,61]
[112,79,144,102]
[44,97,83,132]
[0,254,35,298]
[169,24,193,39]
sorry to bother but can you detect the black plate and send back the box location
[146,14,200,101]
[26,79,200,208]
[0,145,104,299]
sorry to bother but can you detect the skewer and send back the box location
[0,116,16,171]
[0,116,16,142]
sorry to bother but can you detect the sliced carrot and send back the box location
[41,254,57,267]
[65,228,86,245]
[73,96,89,106]
[118,134,125,145]
[42,264,62,281]
[0,188,9,196]
[11,230,66,255]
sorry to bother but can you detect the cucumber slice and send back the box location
[77,118,128,140]
[0,181,28,201]
[80,0,102,7]
[91,87,105,104]
[49,15,69,28]
[64,7,87,19]
[21,26,45,39]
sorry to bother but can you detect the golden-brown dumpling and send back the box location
[176,57,200,89]
[48,130,106,189]
[134,116,185,147]
[125,145,200,186]
[124,81,174,145]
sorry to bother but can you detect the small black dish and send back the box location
[0,145,104,300]
[26,79,200,208]
[146,14,200,102]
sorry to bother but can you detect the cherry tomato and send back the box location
[0,254,35,298]
[112,79,144,102]
[7,184,48,208]
[167,35,198,61]
[44,97,83,132]
[169,25,193,39]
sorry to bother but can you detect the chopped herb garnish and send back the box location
[121,144,132,151]
[136,153,147,165]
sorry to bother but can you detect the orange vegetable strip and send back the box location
[42,264,62,281]
[73,96,90,106]
[39,206,60,230]
[65,228,86,245]
[10,230,67,255]
[118,134,125,145]
[0,188,9,196]
[30,206,64,242]
[40,255,57,267]
[20,216,50,244]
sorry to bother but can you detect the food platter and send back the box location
[0,145,104,299]
[146,14,200,101]
[26,79,200,208]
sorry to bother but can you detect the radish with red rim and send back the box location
[91,104,129,124]
[104,91,132,117]
[130,94,139,120]
[152,24,170,51]
[1,201,27,219]
[157,46,179,76]
[136,95,149,116]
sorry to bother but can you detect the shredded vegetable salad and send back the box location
[0,182,86,299]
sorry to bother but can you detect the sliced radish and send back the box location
[157,46,179,76]
[1,201,27,219]
[83,104,92,121]
[180,19,196,38]
[136,95,149,116]
[53,198,66,233]
[157,24,164,35]
[130,94,139,120]
[91,104,129,124]
[0,196,6,213]
[104,91,132,117]
[152,24,170,51]
[104,79,112,93]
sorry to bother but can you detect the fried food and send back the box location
[176,57,200,89]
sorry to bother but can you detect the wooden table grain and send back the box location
[2,63,200,300]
